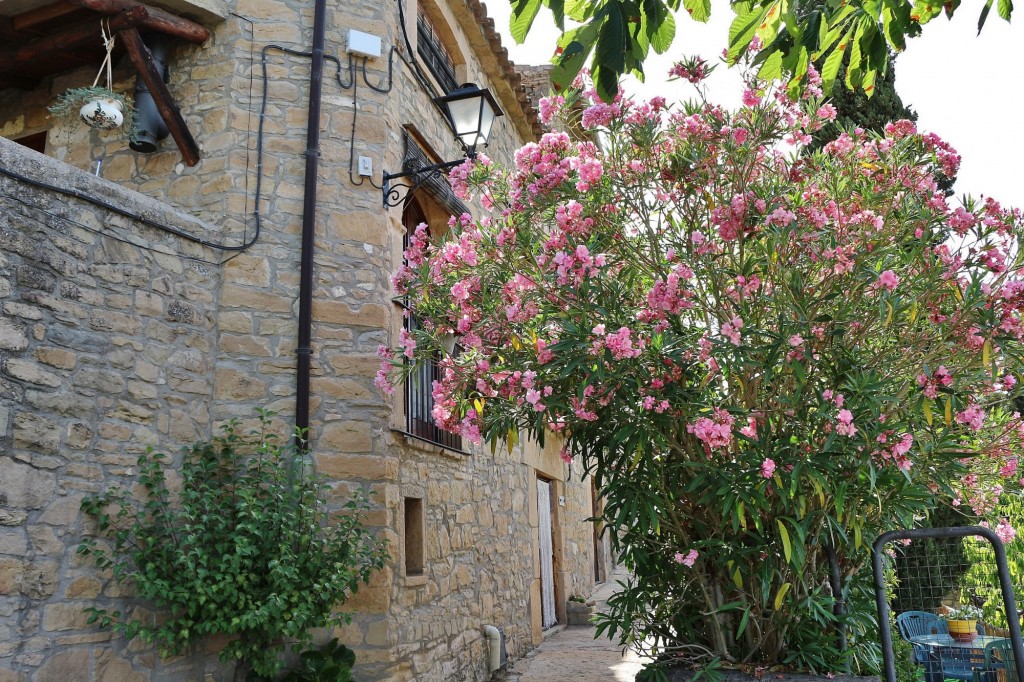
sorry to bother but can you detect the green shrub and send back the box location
[79,411,389,680]
[273,638,356,682]
[893,629,923,682]
[961,494,1024,630]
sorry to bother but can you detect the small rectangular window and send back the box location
[416,10,458,94]
[404,497,424,576]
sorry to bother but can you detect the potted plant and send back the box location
[47,21,135,135]
[567,594,595,625]
[49,86,134,131]
[945,605,984,642]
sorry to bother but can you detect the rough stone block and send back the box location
[344,582,391,614]
[214,368,267,400]
[316,453,397,482]
[220,283,292,313]
[313,301,388,328]
[0,558,22,595]
[94,648,147,682]
[218,311,253,334]
[311,377,374,402]
[0,457,57,509]
[89,310,141,335]
[64,576,102,599]
[325,354,380,377]
[32,647,89,681]
[27,526,62,556]
[0,318,28,351]
[42,602,92,631]
[320,421,374,454]
[20,560,59,599]
[328,211,389,247]
[223,254,271,287]
[37,494,85,525]
[35,347,76,370]
[0,532,27,556]
[219,334,272,356]
[4,359,61,388]
[13,412,61,453]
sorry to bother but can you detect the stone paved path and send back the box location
[496,568,651,681]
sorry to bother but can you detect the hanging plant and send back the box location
[49,86,134,130]
[48,20,136,134]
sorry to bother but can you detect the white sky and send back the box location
[486,0,1024,208]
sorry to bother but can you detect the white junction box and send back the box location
[358,156,373,177]
[347,30,382,59]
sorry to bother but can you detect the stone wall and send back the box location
[0,0,602,678]
[0,138,228,681]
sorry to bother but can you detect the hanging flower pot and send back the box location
[79,96,124,130]
[46,20,135,137]
[49,86,134,135]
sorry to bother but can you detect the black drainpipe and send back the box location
[295,0,327,450]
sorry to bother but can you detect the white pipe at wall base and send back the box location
[483,624,501,673]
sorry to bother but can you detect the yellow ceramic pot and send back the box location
[948,619,977,642]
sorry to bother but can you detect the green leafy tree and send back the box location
[79,412,389,681]
[806,51,916,152]
[509,0,1014,102]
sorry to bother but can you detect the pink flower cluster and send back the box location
[917,366,953,399]
[674,549,699,567]
[641,263,696,321]
[688,408,735,450]
[956,403,986,432]
[668,57,711,84]
[877,270,899,292]
[835,409,857,437]
[591,325,645,360]
[721,317,744,346]
[996,519,1017,544]
[875,432,915,471]
[538,94,565,125]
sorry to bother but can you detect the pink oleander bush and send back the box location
[379,62,1024,675]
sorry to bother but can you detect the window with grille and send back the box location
[416,9,459,94]
[402,199,463,451]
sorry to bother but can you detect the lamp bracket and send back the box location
[382,157,465,208]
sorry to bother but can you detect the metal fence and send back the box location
[873,527,1024,682]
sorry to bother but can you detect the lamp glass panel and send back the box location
[447,95,483,140]
[477,104,496,145]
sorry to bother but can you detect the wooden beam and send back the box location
[0,72,44,90]
[0,6,145,73]
[0,17,16,43]
[119,27,200,166]
[66,0,209,44]
[12,1,80,30]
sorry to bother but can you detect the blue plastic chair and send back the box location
[973,638,1014,682]
[897,612,948,666]
[898,611,949,639]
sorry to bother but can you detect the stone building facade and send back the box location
[0,0,613,679]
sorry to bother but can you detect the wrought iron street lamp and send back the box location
[382,82,504,207]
